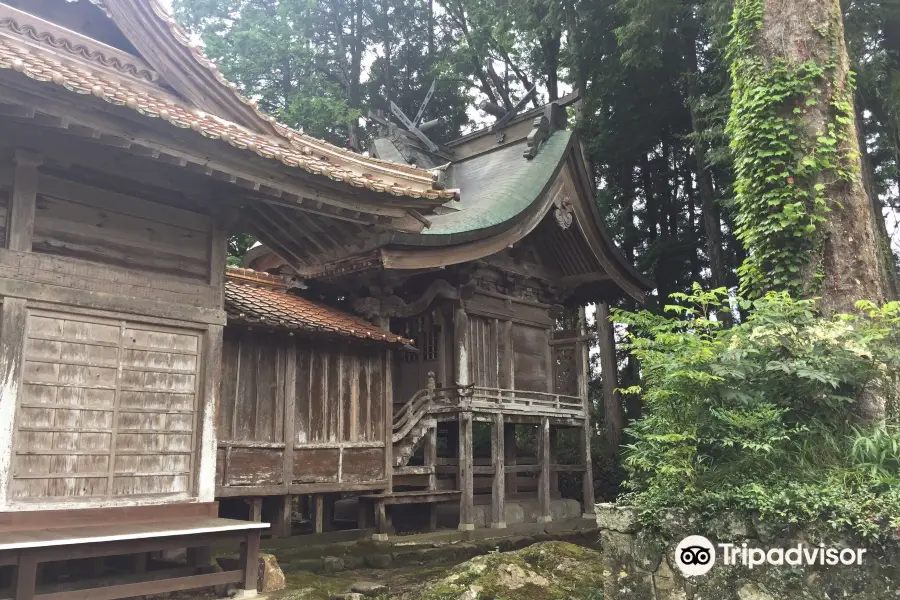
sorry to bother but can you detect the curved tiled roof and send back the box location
[224,267,410,345]
[0,12,457,201]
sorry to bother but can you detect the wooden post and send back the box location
[7,150,42,252]
[375,316,394,493]
[0,297,27,511]
[458,411,474,531]
[283,345,297,502]
[239,530,261,595]
[14,553,38,600]
[274,495,293,538]
[490,412,506,528]
[374,499,387,538]
[500,320,514,392]
[549,427,559,499]
[424,424,438,530]
[314,494,325,534]
[538,416,552,523]
[504,423,517,496]
[578,306,596,518]
[248,498,263,523]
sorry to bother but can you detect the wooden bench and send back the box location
[0,503,268,600]
[358,490,461,538]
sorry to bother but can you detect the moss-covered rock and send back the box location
[409,541,605,600]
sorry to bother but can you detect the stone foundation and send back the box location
[596,503,900,600]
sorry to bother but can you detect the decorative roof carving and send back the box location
[0,10,158,83]
[554,195,574,230]
[524,115,550,159]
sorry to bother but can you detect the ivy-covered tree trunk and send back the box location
[728,0,886,317]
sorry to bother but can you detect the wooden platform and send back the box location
[0,503,267,600]
[358,490,461,536]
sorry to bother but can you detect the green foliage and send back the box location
[615,286,900,541]
[726,0,860,298]
[227,233,257,266]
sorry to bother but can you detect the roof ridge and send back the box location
[144,0,455,189]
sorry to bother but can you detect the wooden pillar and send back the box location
[454,302,470,389]
[424,425,438,530]
[579,306,596,517]
[7,150,42,252]
[0,297,27,511]
[500,320,514,390]
[283,345,297,502]
[504,423,517,496]
[537,416,552,523]
[457,411,474,531]
[375,316,394,493]
[549,427,559,499]
[490,412,506,528]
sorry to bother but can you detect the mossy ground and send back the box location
[406,541,605,600]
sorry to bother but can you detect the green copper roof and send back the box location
[417,130,572,239]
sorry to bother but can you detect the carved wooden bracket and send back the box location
[353,278,473,319]
[553,195,574,230]
[523,115,550,159]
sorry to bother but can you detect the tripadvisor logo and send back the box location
[674,535,868,577]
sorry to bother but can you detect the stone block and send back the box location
[595,503,638,533]
[633,530,665,573]
[322,556,345,574]
[601,530,634,559]
[290,558,325,573]
[364,553,393,569]
[216,553,285,592]
[343,554,366,569]
[350,581,388,597]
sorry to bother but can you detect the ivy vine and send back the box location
[726,0,859,298]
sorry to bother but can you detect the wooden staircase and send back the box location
[391,373,446,468]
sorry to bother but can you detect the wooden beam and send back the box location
[458,412,474,531]
[491,412,506,529]
[249,204,317,261]
[454,302,470,389]
[248,498,263,523]
[197,324,224,501]
[7,149,42,251]
[538,417,552,523]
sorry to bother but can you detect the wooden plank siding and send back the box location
[31,173,210,282]
[9,309,203,502]
[216,329,389,494]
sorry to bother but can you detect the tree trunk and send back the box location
[738,0,886,313]
[684,18,726,289]
[731,0,888,420]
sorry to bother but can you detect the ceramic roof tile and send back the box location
[0,32,457,202]
[224,268,409,345]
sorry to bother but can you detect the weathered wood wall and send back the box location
[216,328,389,495]
[0,153,225,512]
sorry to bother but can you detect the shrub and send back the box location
[613,286,900,541]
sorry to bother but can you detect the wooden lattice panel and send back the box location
[10,309,201,503]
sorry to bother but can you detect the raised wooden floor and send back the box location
[0,503,267,600]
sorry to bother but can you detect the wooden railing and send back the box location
[393,381,587,443]
[468,387,586,418]
[392,373,455,443]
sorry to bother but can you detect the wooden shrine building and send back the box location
[0,1,453,598]
[243,94,652,535]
